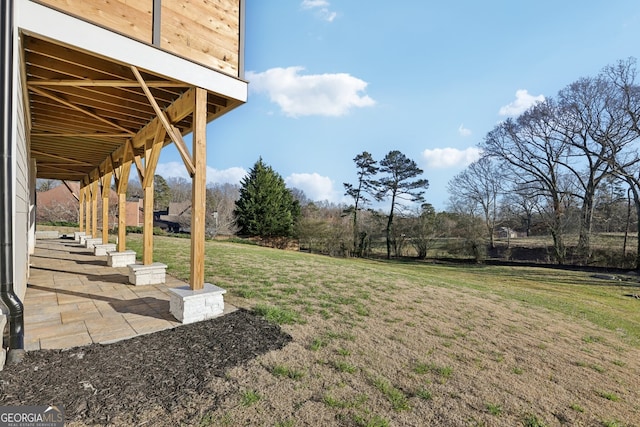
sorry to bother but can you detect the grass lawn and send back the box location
[127,234,640,426]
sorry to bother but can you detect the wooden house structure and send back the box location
[1,0,247,359]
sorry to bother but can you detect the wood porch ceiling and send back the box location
[24,35,233,182]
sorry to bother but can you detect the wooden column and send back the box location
[84,181,91,236]
[101,170,113,244]
[115,142,134,252]
[78,185,85,233]
[91,179,99,238]
[142,184,154,265]
[141,124,165,265]
[117,193,128,251]
[190,87,207,290]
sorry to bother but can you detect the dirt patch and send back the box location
[0,309,291,426]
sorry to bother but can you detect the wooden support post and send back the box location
[78,185,85,233]
[117,193,127,252]
[91,179,99,238]
[116,141,134,252]
[190,87,207,291]
[84,182,91,236]
[141,124,165,265]
[142,184,154,265]
[101,171,113,244]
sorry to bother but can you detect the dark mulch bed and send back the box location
[0,309,292,426]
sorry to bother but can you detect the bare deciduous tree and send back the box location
[447,156,504,249]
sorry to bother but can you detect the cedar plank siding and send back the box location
[34,0,240,76]
[36,0,153,43]
[161,0,239,75]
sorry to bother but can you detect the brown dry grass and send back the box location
[128,235,640,426]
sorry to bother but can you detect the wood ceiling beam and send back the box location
[32,149,93,166]
[29,80,190,88]
[29,86,135,135]
[31,133,131,138]
[30,87,157,123]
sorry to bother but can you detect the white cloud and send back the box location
[422,147,482,169]
[499,89,545,116]
[285,172,336,202]
[207,166,247,185]
[301,0,337,22]
[247,67,375,117]
[458,124,472,137]
[155,162,247,185]
[301,0,329,8]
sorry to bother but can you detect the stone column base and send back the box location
[94,243,117,256]
[128,262,167,286]
[85,238,103,249]
[35,230,59,239]
[79,234,92,245]
[73,231,86,242]
[107,250,137,267]
[169,283,227,324]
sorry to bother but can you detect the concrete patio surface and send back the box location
[24,237,231,351]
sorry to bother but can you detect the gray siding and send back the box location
[13,64,29,302]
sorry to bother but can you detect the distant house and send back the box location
[155,201,192,233]
[496,227,519,239]
[36,182,143,228]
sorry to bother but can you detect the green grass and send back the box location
[413,362,453,379]
[240,390,261,406]
[597,390,620,402]
[272,365,305,380]
[416,388,433,400]
[253,304,301,325]
[371,377,410,411]
[523,413,547,427]
[352,414,389,427]
[117,234,640,424]
[322,394,368,409]
[126,234,640,347]
[486,403,502,416]
[332,360,357,373]
[569,403,584,412]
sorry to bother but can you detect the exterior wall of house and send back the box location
[13,50,29,302]
[36,0,153,43]
[34,0,241,77]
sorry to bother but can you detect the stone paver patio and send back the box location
[24,237,228,351]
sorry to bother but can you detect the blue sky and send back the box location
[156,0,640,211]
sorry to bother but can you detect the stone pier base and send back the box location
[73,231,86,242]
[169,283,227,324]
[78,234,92,245]
[35,230,59,239]
[84,238,103,249]
[107,250,137,267]
[94,243,117,256]
[128,262,167,286]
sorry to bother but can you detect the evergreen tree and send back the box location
[343,151,378,256]
[374,150,429,259]
[153,174,172,211]
[234,158,300,237]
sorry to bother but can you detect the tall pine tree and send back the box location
[375,150,429,259]
[234,158,300,237]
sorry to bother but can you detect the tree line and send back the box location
[450,58,640,268]
[35,58,640,269]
